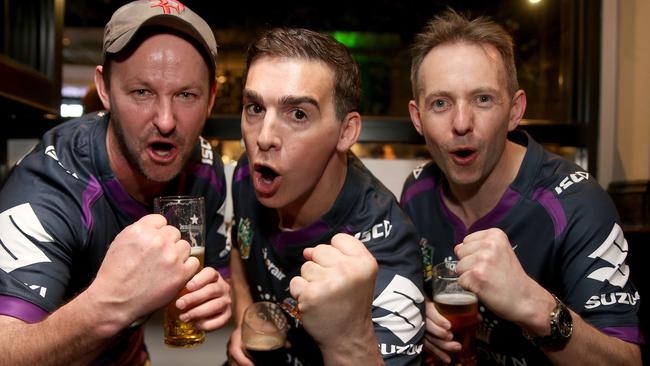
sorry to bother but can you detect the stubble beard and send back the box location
[111,113,185,184]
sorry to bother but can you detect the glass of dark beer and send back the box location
[242,301,289,364]
[432,260,478,366]
[154,196,206,348]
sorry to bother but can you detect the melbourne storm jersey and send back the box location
[400,130,643,365]
[232,153,425,366]
[0,112,229,365]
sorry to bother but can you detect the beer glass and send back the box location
[241,301,289,364]
[432,261,478,366]
[154,196,205,348]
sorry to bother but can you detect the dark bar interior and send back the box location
[0,0,647,363]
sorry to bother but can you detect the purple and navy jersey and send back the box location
[0,112,229,365]
[401,130,643,365]
[232,153,425,366]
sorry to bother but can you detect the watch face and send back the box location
[558,306,573,338]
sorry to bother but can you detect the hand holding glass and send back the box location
[432,260,478,366]
[154,196,205,348]
[241,301,289,364]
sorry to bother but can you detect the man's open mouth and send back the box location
[151,141,175,157]
[255,164,279,183]
[453,149,474,158]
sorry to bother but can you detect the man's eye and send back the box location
[135,89,148,96]
[246,104,263,114]
[179,92,194,98]
[478,95,492,103]
[293,109,306,120]
[431,99,448,110]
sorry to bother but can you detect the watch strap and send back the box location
[523,294,573,350]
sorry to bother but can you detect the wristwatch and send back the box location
[524,294,573,350]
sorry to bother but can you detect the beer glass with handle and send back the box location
[154,196,206,348]
[241,301,289,364]
[432,260,478,366]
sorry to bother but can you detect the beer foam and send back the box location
[190,246,205,256]
[245,334,284,351]
[434,292,477,306]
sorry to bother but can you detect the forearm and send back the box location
[230,248,254,325]
[320,319,384,366]
[0,291,122,365]
[543,311,642,366]
[514,288,641,365]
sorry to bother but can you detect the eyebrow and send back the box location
[243,89,262,103]
[471,87,500,95]
[242,90,321,112]
[279,95,320,111]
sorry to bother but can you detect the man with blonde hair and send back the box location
[402,9,643,365]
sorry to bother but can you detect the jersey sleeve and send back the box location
[0,150,86,318]
[360,194,425,365]
[554,172,642,344]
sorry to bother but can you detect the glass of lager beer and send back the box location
[432,260,478,366]
[154,196,206,348]
[241,301,289,364]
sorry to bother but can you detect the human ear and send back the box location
[507,90,527,131]
[336,111,361,152]
[408,100,424,136]
[94,65,111,110]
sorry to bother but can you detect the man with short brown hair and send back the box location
[228,28,425,366]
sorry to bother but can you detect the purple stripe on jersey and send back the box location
[234,163,250,183]
[601,326,644,345]
[188,164,223,192]
[0,295,48,323]
[401,177,436,205]
[532,187,567,238]
[271,220,331,251]
[470,187,521,232]
[437,187,521,243]
[437,189,468,244]
[105,179,148,220]
[217,266,231,280]
[81,176,103,231]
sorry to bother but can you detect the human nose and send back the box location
[153,98,176,135]
[452,102,473,136]
[256,113,281,151]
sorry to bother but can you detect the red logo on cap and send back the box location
[148,0,185,15]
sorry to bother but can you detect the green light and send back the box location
[331,31,400,50]
[332,31,360,48]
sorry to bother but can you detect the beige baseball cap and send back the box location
[103,0,217,71]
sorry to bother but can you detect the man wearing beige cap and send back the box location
[0,1,231,365]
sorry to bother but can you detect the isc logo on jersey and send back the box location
[354,220,392,244]
[372,275,424,355]
[584,223,640,309]
[554,170,589,195]
[199,137,213,165]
